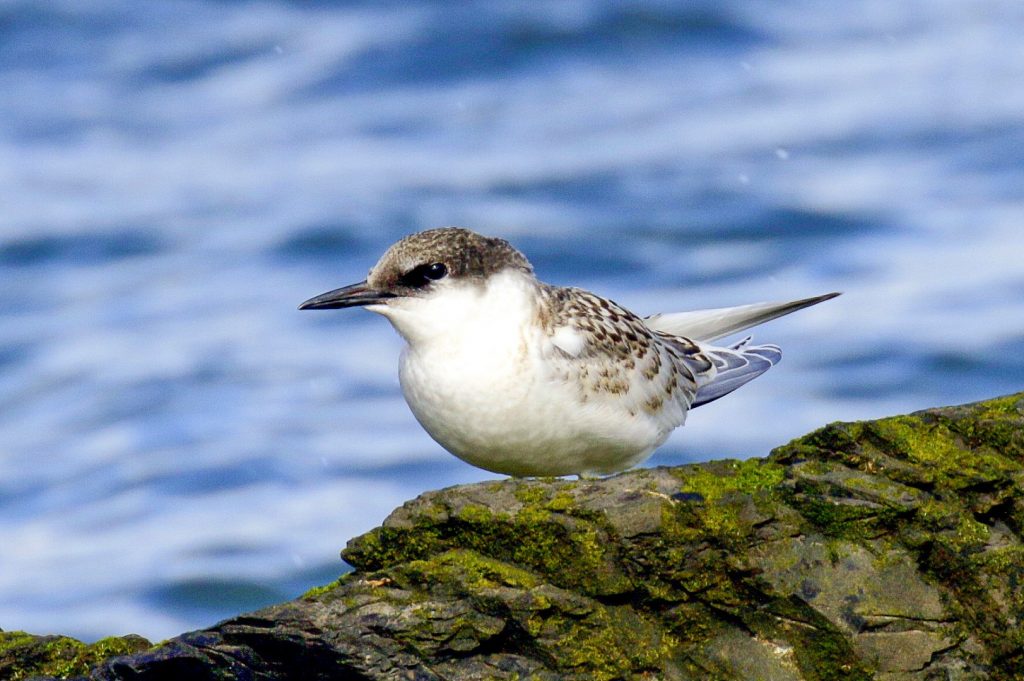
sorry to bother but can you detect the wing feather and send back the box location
[691,342,781,407]
[538,286,825,425]
[540,286,700,432]
[644,292,840,342]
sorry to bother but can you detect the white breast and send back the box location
[376,271,667,476]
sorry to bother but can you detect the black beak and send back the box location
[298,281,396,310]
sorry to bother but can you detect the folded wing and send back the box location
[646,293,839,406]
[691,339,782,407]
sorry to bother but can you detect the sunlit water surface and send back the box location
[1,0,1023,640]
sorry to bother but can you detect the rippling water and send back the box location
[2,0,1023,641]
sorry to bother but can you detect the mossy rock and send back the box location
[0,631,150,680]
[12,393,1024,680]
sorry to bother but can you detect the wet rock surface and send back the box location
[6,393,1024,680]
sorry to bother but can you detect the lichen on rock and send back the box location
[9,393,1024,680]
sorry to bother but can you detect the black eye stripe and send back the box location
[398,262,448,288]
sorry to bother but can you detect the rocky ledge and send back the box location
[4,393,1024,680]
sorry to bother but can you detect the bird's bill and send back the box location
[298,281,396,310]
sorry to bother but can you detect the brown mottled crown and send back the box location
[367,227,533,291]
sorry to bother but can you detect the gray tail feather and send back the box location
[691,343,782,408]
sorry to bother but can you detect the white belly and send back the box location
[398,331,665,477]
[378,271,667,476]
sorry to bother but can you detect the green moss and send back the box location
[867,416,1008,488]
[545,491,576,512]
[0,631,35,652]
[659,601,721,645]
[663,460,786,547]
[515,503,552,526]
[672,459,785,502]
[346,483,629,596]
[0,632,151,680]
[343,521,446,570]
[538,606,677,680]
[292,394,1024,677]
[457,503,496,523]
[400,549,542,592]
[976,544,1024,573]
[772,397,1024,495]
[787,489,897,540]
[945,394,1024,455]
[505,510,628,594]
[770,421,867,467]
[513,483,550,506]
[953,514,990,549]
[768,394,1024,675]
[637,503,748,611]
[694,502,746,543]
[395,561,678,680]
[302,574,348,600]
[825,539,848,565]
[386,551,646,661]
[839,472,908,499]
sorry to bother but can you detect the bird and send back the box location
[299,227,838,477]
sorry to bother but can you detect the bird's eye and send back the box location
[399,262,448,288]
[424,263,447,280]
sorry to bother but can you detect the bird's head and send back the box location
[299,227,534,341]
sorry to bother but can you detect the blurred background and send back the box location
[2,0,1023,642]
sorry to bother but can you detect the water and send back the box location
[1,0,1023,641]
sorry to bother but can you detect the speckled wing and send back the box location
[538,286,714,430]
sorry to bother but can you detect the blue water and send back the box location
[2,0,1023,641]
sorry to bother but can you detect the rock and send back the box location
[0,631,150,680]
[10,393,1024,680]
